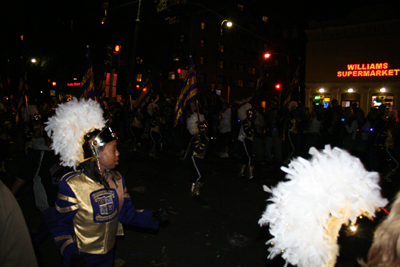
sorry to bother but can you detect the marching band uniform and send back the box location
[45,98,169,267]
[186,113,209,198]
[238,103,255,179]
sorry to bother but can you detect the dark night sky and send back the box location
[0,0,398,94]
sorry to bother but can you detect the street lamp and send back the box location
[215,19,232,92]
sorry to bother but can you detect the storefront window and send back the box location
[372,95,394,111]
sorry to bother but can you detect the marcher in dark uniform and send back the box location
[237,103,255,179]
[185,113,209,198]
[45,98,169,267]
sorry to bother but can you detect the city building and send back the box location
[305,2,400,113]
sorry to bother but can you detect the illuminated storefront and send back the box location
[304,6,400,114]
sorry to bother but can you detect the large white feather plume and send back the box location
[45,98,106,169]
[187,113,205,135]
[238,103,252,121]
[259,145,388,267]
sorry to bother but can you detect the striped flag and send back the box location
[79,45,95,99]
[173,56,198,127]
[132,72,152,116]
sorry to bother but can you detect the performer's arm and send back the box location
[118,175,159,229]
[52,179,79,264]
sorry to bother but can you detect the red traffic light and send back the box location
[177,68,181,74]
[275,83,281,89]
[113,45,121,53]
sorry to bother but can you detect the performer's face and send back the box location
[99,140,119,171]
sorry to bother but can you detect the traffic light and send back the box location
[177,68,181,74]
[275,83,281,89]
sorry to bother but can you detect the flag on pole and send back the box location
[173,56,198,127]
[234,62,265,108]
[97,64,107,102]
[132,72,153,116]
[79,45,95,99]
[282,65,299,108]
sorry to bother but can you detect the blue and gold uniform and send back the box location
[53,171,158,266]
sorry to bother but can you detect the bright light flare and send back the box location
[319,88,325,93]
[226,21,232,27]
[380,87,386,92]
[349,225,357,232]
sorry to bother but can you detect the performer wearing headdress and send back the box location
[186,112,209,198]
[45,98,169,267]
[237,103,255,179]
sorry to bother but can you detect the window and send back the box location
[173,54,180,61]
[248,67,256,75]
[218,43,224,53]
[201,39,207,48]
[237,4,244,11]
[136,73,142,82]
[136,57,143,64]
[198,73,206,83]
[168,71,176,80]
[262,16,268,22]
[238,64,244,72]
[237,79,243,87]
[248,81,255,88]
[201,21,206,30]
[180,34,185,42]
[218,60,224,69]
[200,56,206,65]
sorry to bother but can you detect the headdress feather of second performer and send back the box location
[45,98,106,169]
[238,103,252,121]
[187,113,205,135]
[259,145,388,267]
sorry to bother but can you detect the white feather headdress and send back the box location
[187,113,205,135]
[45,98,106,169]
[238,103,252,121]
[259,145,388,267]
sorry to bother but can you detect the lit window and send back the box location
[168,72,176,80]
[201,39,206,47]
[201,21,206,30]
[173,54,180,61]
[136,74,142,82]
[238,65,244,72]
[249,81,254,88]
[262,16,268,22]
[219,44,224,53]
[238,80,243,87]
[180,35,184,42]
[200,56,206,65]
[237,4,244,11]
[136,58,143,64]
[218,60,224,69]
[248,67,255,74]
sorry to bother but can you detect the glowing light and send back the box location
[319,88,325,93]
[380,87,386,92]
[264,53,271,59]
[52,82,57,86]
[31,58,36,63]
[350,225,357,232]
[226,21,233,27]
[348,88,354,92]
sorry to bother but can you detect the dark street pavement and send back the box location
[2,137,399,267]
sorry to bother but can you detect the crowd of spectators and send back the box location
[0,93,399,179]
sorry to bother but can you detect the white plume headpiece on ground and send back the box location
[45,98,106,169]
[187,113,205,135]
[238,103,252,121]
[259,145,388,267]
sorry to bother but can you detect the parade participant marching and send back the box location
[237,103,255,179]
[45,98,169,267]
[185,109,209,198]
